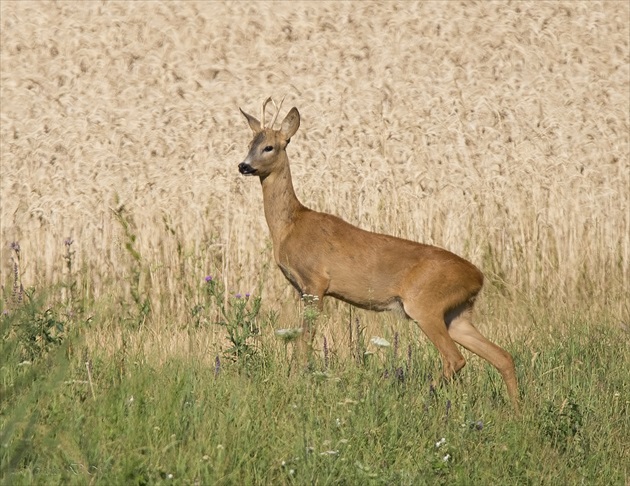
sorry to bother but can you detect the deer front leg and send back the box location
[279,264,327,363]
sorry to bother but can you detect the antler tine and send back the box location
[269,95,286,130]
[261,97,273,129]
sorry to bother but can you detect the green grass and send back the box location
[1,281,629,485]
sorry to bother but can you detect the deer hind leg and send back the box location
[446,306,520,411]
[403,301,467,382]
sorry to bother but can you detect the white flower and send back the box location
[442,454,451,462]
[275,328,302,341]
[338,398,358,406]
[320,450,339,456]
[370,336,391,348]
[435,437,446,448]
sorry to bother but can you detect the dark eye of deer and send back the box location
[263,146,273,153]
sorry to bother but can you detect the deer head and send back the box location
[238,97,300,178]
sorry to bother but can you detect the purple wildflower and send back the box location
[10,241,20,252]
[205,275,213,283]
[214,355,221,376]
[235,293,242,299]
[64,238,74,247]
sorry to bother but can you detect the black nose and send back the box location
[238,162,256,175]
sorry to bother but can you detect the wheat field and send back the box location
[1,1,629,350]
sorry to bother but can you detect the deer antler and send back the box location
[261,97,273,129]
[269,95,286,129]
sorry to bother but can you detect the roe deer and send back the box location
[238,98,519,410]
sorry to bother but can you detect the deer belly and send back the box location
[327,288,405,313]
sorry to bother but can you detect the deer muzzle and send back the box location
[238,162,257,175]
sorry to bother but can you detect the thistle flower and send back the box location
[205,275,213,283]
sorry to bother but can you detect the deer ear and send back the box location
[240,108,261,133]
[280,107,300,141]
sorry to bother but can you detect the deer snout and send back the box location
[238,162,257,175]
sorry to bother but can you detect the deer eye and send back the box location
[263,145,274,153]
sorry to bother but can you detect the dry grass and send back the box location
[1,1,628,358]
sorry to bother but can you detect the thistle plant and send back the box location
[3,242,70,361]
[202,276,261,360]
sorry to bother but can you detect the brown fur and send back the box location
[239,102,519,410]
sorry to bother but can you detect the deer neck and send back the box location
[260,156,304,243]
